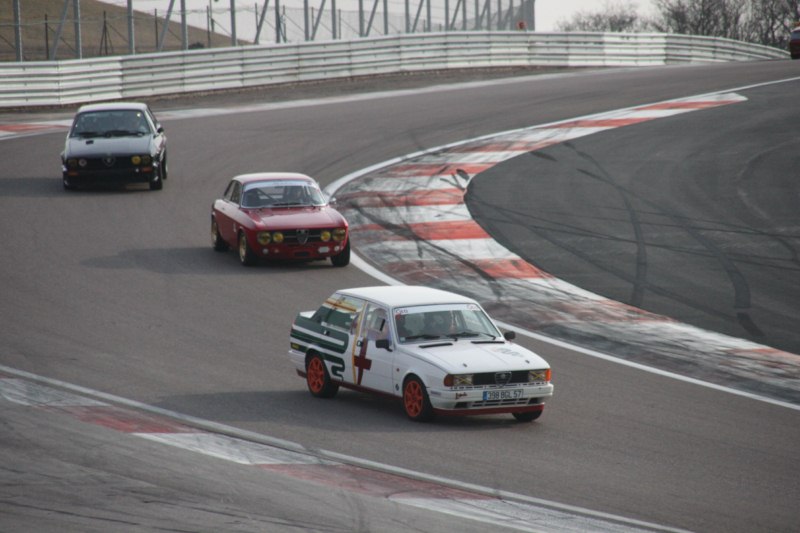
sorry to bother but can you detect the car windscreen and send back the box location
[241,180,326,208]
[70,110,152,138]
[393,303,501,343]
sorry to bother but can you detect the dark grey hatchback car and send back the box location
[61,102,168,191]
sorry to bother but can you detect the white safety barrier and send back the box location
[0,31,787,108]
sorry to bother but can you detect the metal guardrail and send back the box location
[0,32,788,108]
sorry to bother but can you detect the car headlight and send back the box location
[320,230,331,242]
[257,232,271,245]
[528,369,551,383]
[131,155,142,165]
[332,228,347,242]
[78,158,87,168]
[272,232,284,244]
[444,374,473,387]
[66,158,78,169]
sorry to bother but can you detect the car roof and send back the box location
[336,286,479,308]
[234,172,316,185]
[76,102,150,113]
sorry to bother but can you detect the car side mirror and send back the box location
[376,338,392,351]
[503,330,516,341]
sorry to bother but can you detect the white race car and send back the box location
[289,286,554,422]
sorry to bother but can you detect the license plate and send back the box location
[483,389,523,401]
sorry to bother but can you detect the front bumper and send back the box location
[255,241,347,260]
[427,383,554,415]
[63,166,157,187]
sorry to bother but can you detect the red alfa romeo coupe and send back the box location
[210,173,350,267]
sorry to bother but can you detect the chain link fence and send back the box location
[1,0,535,61]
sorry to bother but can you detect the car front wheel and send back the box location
[403,376,434,422]
[238,231,257,266]
[512,410,543,423]
[306,354,339,398]
[149,168,163,190]
[330,239,350,267]
[160,153,168,180]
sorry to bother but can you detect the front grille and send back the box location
[282,229,336,245]
[471,397,537,408]
[82,157,137,171]
[471,370,531,386]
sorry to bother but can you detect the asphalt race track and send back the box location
[468,78,800,356]
[1,61,799,532]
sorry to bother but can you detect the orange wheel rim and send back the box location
[307,358,324,393]
[404,381,422,417]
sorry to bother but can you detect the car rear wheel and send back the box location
[238,231,257,266]
[512,410,543,423]
[306,354,339,398]
[403,376,434,422]
[211,218,228,252]
[330,239,350,267]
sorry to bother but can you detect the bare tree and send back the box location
[652,0,746,38]
[556,1,654,32]
[653,0,799,46]
[741,0,800,47]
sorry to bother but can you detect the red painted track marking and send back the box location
[355,220,489,240]
[550,118,652,128]
[0,124,64,133]
[54,405,197,433]
[639,100,741,110]
[449,140,560,152]
[385,258,551,280]
[339,188,465,207]
[408,220,490,240]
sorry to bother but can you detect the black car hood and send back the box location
[65,136,153,157]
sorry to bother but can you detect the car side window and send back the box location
[364,304,389,342]
[227,182,242,204]
[318,295,364,333]
[145,107,161,132]
[222,181,234,201]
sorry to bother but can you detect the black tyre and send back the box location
[238,231,257,266]
[306,354,339,398]
[149,171,163,190]
[403,376,434,422]
[330,239,350,267]
[512,410,543,423]
[160,153,168,180]
[211,217,228,252]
